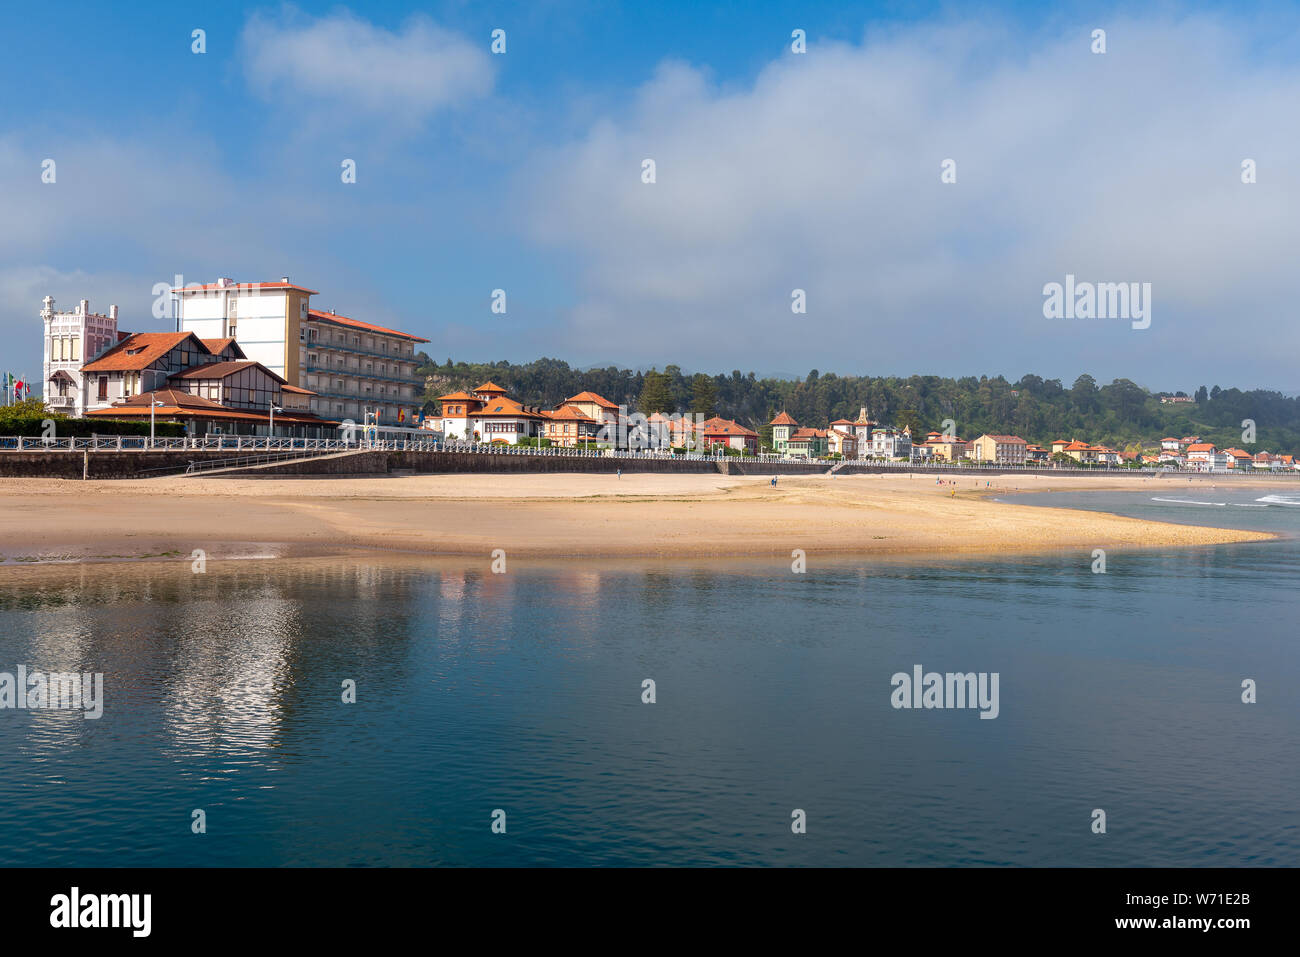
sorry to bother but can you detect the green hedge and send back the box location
[0,415,185,438]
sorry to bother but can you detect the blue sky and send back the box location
[5,1,1300,392]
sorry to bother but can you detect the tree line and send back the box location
[417,356,1300,454]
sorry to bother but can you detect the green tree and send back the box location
[691,374,717,417]
[638,369,673,415]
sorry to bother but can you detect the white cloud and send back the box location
[520,14,1300,388]
[241,7,493,124]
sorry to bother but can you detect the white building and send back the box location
[174,278,429,427]
[870,426,912,459]
[41,296,121,416]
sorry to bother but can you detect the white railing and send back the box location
[0,435,436,452]
[2,435,1299,477]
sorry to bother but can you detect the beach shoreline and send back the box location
[0,471,1280,568]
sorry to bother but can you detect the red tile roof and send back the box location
[308,308,429,343]
[769,411,799,426]
[474,381,509,393]
[85,389,331,425]
[566,390,619,409]
[200,338,244,357]
[701,416,758,437]
[82,332,206,372]
[544,404,601,423]
[168,360,287,384]
[477,397,544,419]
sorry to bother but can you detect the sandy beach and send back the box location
[0,470,1280,565]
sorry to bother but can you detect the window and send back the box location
[71,339,81,361]
[98,376,108,400]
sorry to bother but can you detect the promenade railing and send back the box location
[2,435,1299,478]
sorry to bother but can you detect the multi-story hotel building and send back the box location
[173,278,429,426]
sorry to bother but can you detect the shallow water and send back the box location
[0,490,1296,866]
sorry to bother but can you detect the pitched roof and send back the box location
[168,360,288,384]
[308,308,429,343]
[477,396,544,418]
[437,391,478,403]
[769,411,799,426]
[474,381,509,393]
[85,389,331,425]
[200,338,245,357]
[1186,443,1216,452]
[82,332,205,372]
[565,390,619,409]
[701,416,758,437]
[979,434,1027,444]
[112,388,226,411]
[544,404,601,423]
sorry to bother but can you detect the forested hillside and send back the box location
[417,356,1300,454]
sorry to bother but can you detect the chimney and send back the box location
[281,276,290,284]
[109,304,118,321]
[79,298,89,315]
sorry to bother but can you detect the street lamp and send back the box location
[149,398,165,448]
[269,405,283,437]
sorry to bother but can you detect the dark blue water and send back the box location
[0,488,1297,866]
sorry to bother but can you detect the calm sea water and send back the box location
[0,487,1297,867]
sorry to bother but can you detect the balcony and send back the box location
[46,396,75,408]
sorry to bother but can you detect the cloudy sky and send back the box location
[4,1,1300,392]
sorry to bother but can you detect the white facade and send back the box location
[180,288,294,378]
[870,427,912,459]
[176,278,427,426]
[41,296,119,417]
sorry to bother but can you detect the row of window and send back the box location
[305,376,412,399]
[49,337,83,362]
[305,354,414,377]
[300,326,416,356]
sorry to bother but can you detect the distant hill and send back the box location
[415,356,1300,455]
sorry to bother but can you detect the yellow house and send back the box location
[971,434,1028,465]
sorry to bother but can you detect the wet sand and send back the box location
[0,471,1277,566]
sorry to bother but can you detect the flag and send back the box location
[398,408,405,423]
